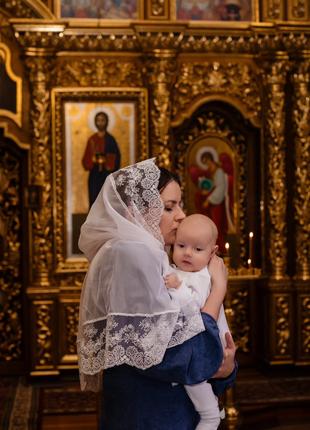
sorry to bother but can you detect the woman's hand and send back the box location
[208,255,228,298]
[212,332,237,378]
[201,256,227,319]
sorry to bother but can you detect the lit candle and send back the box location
[225,242,230,256]
[247,258,252,268]
[249,232,254,267]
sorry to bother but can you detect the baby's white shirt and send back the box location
[168,265,230,348]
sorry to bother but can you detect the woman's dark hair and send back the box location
[157,167,181,192]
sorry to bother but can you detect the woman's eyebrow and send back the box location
[164,200,177,204]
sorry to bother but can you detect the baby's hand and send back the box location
[164,273,181,289]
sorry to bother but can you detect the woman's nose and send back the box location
[175,206,186,221]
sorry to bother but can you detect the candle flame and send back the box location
[225,242,230,250]
[249,232,254,238]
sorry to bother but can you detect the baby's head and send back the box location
[173,214,218,272]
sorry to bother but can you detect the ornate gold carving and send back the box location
[229,288,250,353]
[174,110,248,264]
[12,25,310,54]
[14,29,139,52]
[275,295,290,356]
[64,304,79,355]
[262,59,289,280]
[56,58,143,88]
[291,0,307,19]
[53,88,148,273]
[0,43,22,127]
[143,51,177,167]
[1,0,38,18]
[25,56,54,287]
[292,60,310,280]
[301,296,310,355]
[34,301,54,366]
[265,0,282,20]
[172,61,261,127]
[148,0,168,18]
[0,149,22,362]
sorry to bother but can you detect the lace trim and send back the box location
[78,309,205,376]
[113,159,164,244]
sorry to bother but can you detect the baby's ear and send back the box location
[211,245,219,257]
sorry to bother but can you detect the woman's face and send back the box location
[159,181,185,245]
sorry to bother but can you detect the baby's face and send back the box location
[173,221,216,272]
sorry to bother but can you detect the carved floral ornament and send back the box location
[11,24,310,53]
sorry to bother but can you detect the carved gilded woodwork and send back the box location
[55,57,143,88]
[147,0,169,19]
[59,299,80,364]
[143,50,177,167]
[0,148,23,363]
[291,59,310,281]
[1,0,38,18]
[2,0,55,19]
[0,43,22,127]
[25,56,54,287]
[12,24,310,54]
[230,288,250,353]
[263,0,283,21]
[1,2,310,384]
[275,294,291,358]
[288,0,309,20]
[261,58,289,280]
[32,301,54,369]
[172,60,261,128]
[300,296,310,357]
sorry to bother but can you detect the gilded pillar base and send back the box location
[294,279,310,365]
[263,279,294,364]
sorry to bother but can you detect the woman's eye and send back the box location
[196,248,202,252]
[164,207,173,212]
[177,244,184,248]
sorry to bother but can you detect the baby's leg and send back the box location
[185,381,221,430]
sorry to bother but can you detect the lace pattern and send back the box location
[113,159,164,244]
[78,307,205,376]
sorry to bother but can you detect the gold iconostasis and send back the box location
[0,0,309,426]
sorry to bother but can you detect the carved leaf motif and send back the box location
[0,150,22,362]
[172,62,261,125]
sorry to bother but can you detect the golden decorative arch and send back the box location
[171,94,261,129]
[0,121,30,150]
[23,0,55,19]
[0,43,23,128]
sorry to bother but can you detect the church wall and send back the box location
[0,0,309,425]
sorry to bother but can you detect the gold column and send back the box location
[25,53,54,288]
[292,54,310,365]
[291,55,310,281]
[262,55,289,281]
[261,55,294,364]
[143,50,177,168]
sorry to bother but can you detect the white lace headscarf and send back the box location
[77,159,205,391]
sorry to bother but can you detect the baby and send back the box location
[165,214,230,430]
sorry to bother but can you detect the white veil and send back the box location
[77,159,205,391]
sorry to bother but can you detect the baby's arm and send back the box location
[164,273,182,289]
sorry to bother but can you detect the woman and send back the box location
[77,159,237,430]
